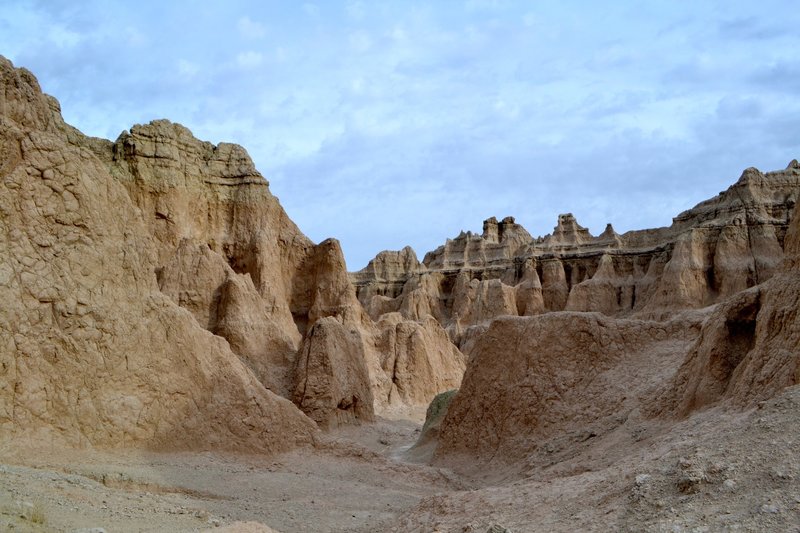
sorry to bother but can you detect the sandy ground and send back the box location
[0,418,464,533]
[397,386,800,532]
[3,389,800,533]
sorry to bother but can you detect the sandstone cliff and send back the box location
[433,312,703,468]
[96,107,464,423]
[431,179,800,472]
[353,168,799,341]
[654,198,800,416]
[0,56,465,448]
[0,56,317,451]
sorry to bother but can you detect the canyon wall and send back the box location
[432,194,800,472]
[0,57,317,451]
[353,167,799,344]
[0,56,465,450]
[2,53,798,462]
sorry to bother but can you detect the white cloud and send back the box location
[348,31,372,53]
[3,0,798,268]
[237,16,266,39]
[350,77,365,93]
[345,1,366,21]
[493,98,520,120]
[177,59,199,78]
[49,25,83,48]
[522,12,536,28]
[389,25,407,41]
[236,50,264,68]
[125,26,146,46]
[465,0,508,12]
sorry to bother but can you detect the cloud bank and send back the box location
[1,1,798,268]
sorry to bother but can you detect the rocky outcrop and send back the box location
[0,56,317,451]
[0,56,466,448]
[370,314,467,409]
[292,317,375,429]
[107,118,316,341]
[105,114,465,426]
[433,312,702,468]
[215,272,302,398]
[353,167,800,340]
[157,240,301,397]
[431,178,800,472]
[408,389,458,461]
[290,238,365,335]
[655,200,800,415]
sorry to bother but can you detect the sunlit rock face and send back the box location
[0,55,318,452]
[0,55,469,452]
[353,164,800,344]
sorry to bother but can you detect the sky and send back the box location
[1,1,798,269]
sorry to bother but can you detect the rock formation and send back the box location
[353,169,800,343]
[97,113,465,420]
[656,199,800,415]
[430,181,800,473]
[292,317,375,429]
[3,53,800,532]
[4,51,799,490]
[370,314,466,409]
[0,56,466,452]
[433,312,703,468]
[0,56,316,451]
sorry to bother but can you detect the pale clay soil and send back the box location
[2,389,800,533]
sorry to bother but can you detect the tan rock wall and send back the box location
[0,57,317,451]
[353,165,800,332]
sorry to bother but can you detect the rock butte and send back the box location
[2,55,800,531]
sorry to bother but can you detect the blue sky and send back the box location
[1,1,798,269]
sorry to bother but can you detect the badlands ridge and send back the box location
[1,56,800,531]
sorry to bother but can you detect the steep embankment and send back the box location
[398,181,800,530]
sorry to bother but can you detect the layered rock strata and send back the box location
[432,199,800,471]
[656,200,800,415]
[353,169,800,342]
[434,312,704,468]
[102,119,466,425]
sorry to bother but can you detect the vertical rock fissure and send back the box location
[734,186,761,285]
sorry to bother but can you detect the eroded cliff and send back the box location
[354,168,799,344]
[0,56,317,451]
[0,56,466,448]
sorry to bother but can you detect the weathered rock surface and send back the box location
[107,118,313,359]
[434,312,703,469]
[0,56,316,451]
[292,317,375,429]
[408,389,458,461]
[98,113,468,417]
[353,168,800,340]
[431,176,800,473]
[370,314,467,410]
[0,56,465,450]
[656,200,800,416]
